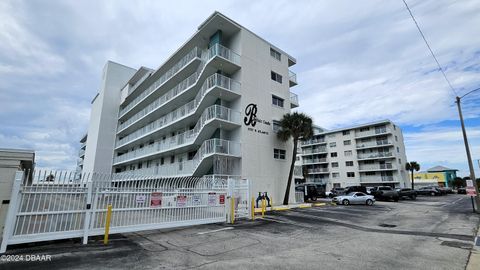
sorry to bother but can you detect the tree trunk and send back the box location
[410,170,414,190]
[283,138,298,205]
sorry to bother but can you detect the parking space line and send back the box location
[197,227,234,235]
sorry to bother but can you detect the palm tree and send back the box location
[277,112,313,205]
[405,161,420,189]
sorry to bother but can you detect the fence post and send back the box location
[104,204,112,245]
[251,197,255,220]
[82,180,93,245]
[1,171,24,253]
[230,196,235,224]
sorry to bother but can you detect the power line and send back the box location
[402,0,458,96]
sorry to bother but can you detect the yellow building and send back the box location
[412,166,458,187]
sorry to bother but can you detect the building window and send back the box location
[138,162,142,169]
[270,48,281,61]
[160,157,164,165]
[330,152,338,157]
[394,125,396,130]
[188,151,196,160]
[397,147,400,153]
[129,165,135,170]
[344,150,352,156]
[347,172,355,177]
[274,148,286,160]
[332,173,339,178]
[395,135,398,142]
[273,120,281,132]
[346,161,354,166]
[366,172,376,176]
[170,155,175,164]
[146,160,151,168]
[359,127,370,132]
[332,162,339,168]
[271,71,282,83]
[328,134,336,138]
[343,140,351,146]
[342,130,350,136]
[398,158,401,164]
[329,142,336,147]
[272,95,284,107]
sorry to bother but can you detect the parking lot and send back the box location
[1,194,479,270]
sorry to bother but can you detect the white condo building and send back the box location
[300,120,409,190]
[82,12,299,203]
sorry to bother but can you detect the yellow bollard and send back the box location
[271,197,273,210]
[261,199,265,218]
[251,197,255,220]
[104,204,112,245]
[230,196,235,224]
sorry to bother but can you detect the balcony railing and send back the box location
[355,127,390,138]
[301,138,326,146]
[115,139,240,177]
[356,140,392,148]
[360,176,395,182]
[357,152,393,159]
[307,168,329,174]
[116,75,240,148]
[358,164,395,171]
[302,147,327,155]
[113,105,240,164]
[303,158,327,164]
[120,43,240,118]
[290,92,299,107]
[78,149,85,157]
[289,70,297,86]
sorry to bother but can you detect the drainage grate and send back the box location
[378,223,397,228]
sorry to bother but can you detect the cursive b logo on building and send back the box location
[244,103,258,127]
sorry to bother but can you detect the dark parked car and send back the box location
[344,186,367,194]
[295,184,325,201]
[457,187,467,194]
[369,186,399,202]
[396,188,417,200]
[417,186,442,196]
[328,187,346,198]
[438,187,453,194]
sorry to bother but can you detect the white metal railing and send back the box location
[355,127,390,138]
[358,164,395,171]
[289,70,297,84]
[357,152,393,159]
[129,71,152,95]
[360,175,395,182]
[115,139,240,177]
[78,149,85,157]
[120,43,240,118]
[302,147,327,155]
[305,177,328,184]
[307,168,329,173]
[303,158,327,164]
[356,140,392,148]
[290,92,298,105]
[117,73,240,134]
[301,138,326,145]
[113,106,240,164]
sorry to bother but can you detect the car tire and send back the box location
[311,197,317,201]
[410,194,417,200]
[343,199,350,205]
[394,198,399,202]
[430,192,436,196]
[366,199,374,206]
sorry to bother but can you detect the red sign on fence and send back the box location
[177,195,187,207]
[150,192,162,207]
[219,194,225,205]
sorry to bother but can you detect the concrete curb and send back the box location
[466,225,480,270]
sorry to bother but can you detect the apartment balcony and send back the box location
[80,142,86,150]
[301,147,327,155]
[358,163,396,171]
[289,70,298,87]
[359,175,398,183]
[77,158,84,166]
[305,177,328,184]
[290,92,299,108]
[117,73,240,135]
[119,43,240,120]
[356,140,393,149]
[113,105,241,165]
[78,149,85,158]
[114,139,240,178]
[355,127,391,138]
[357,152,394,160]
[307,168,329,174]
[301,138,326,146]
[303,158,327,165]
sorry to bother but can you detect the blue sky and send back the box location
[0,0,479,176]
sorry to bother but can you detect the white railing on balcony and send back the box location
[355,127,390,138]
[129,71,152,95]
[302,147,327,155]
[116,74,240,147]
[303,158,327,164]
[301,138,326,145]
[113,106,240,164]
[357,152,394,159]
[290,92,298,105]
[78,149,85,157]
[307,168,329,173]
[306,176,328,183]
[358,164,395,171]
[115,139,240,177]
[360,175,395,182]
[120,43,240,118]
[289,70,297,84]
[356,140,392,148]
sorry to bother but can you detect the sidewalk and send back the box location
[466,224,480,270]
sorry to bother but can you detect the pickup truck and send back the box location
[369,186,399,202]
[395,188,417,200]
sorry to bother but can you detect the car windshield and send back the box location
[346,192,356,196]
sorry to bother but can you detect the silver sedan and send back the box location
[333,192,375,206]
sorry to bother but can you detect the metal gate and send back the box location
[1,170,250,253]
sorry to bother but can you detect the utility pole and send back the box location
[456,95,480,213]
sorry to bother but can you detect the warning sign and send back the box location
[192,194,201,206]
[466,187,477,196]
[219,194,225,205]
[150,192,162,207]
[177,195,187,207]
[136,195,146,204]
[208,192,216,206]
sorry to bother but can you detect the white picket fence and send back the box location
[1,170,250,253]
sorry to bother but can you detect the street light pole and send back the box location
[455,95,480,212]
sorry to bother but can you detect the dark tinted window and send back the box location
[356,193,365,196]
